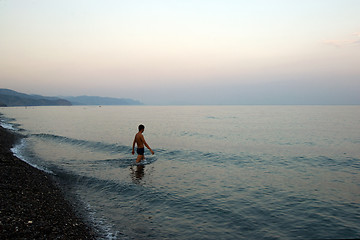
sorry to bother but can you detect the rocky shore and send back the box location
[0,126,97,239]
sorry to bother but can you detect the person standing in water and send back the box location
[132,124,154,163]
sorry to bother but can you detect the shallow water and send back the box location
[1,106,360,239]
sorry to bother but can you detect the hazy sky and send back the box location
[1,0,359,104]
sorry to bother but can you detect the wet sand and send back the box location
[0,126,97,239]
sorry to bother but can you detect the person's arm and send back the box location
[142,135,154,154]
[132,137,136,155]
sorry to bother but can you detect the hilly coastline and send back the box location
[0,89,71,107]
[0,89,142,107]
[62,95,142,106]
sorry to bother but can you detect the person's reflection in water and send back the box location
[130,164,145,184]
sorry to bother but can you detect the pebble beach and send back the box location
[0,125,97,239]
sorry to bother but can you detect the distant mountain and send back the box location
[0,89,72,107]
[62,95,143,106]
[0,89,143,107]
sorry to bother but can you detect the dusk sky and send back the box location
[1,0,359,105]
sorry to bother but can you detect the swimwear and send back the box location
[137,147,145,155]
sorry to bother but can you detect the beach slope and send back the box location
[0,126,96,239]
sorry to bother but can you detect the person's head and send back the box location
[138,124,145,132]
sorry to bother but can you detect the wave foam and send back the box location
[0,121,15,130]
[11,138,53,174]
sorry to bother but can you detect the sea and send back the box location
[1,105,359,240]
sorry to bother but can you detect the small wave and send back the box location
[291,155,360,171]
[1,119,26,134]
[48,165,139,196]
[0,116,22,130]
[11,138,53,174]
[0,121,15,130]
[75,201,121,240]
[45,166,124,239]
[32,133,129,154]
[99,156,158,168]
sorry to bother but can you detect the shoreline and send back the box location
[0,125,97,239]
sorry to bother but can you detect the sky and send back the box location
[1,0,359,105]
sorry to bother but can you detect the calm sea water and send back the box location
[1,106,359,239]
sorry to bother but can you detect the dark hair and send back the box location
[138,124,145,131]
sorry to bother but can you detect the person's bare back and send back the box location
[132,124,154,163]
[134,132,145,148]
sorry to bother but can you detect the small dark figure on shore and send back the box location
[132,124,154,163]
